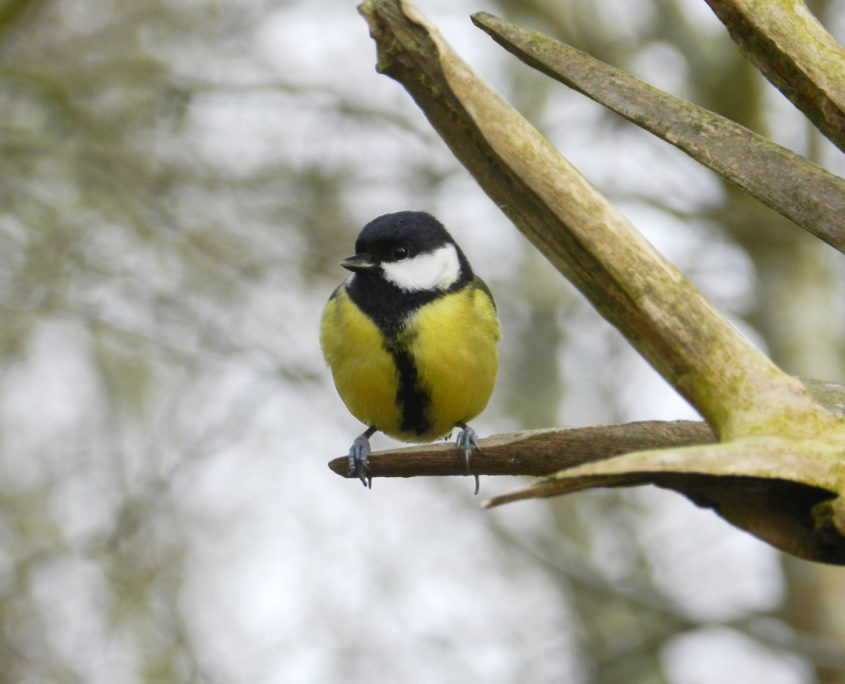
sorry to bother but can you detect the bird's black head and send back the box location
[355,211,455,262]
[341,211,474,331]
[341,211,473,291]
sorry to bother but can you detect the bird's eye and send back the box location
[392,247,408,260]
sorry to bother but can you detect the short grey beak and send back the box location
[340,253,377,273]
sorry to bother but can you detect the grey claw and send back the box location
[349,434,372,488]
[455,424,481,495]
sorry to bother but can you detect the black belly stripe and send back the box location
[384,333,432,436]
[344,274,462,437]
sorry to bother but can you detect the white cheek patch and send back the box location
[381,243,461,292]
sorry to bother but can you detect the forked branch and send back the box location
[345,0,845,564]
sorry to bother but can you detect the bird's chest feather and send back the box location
[404,288,499,436]
[321,284,498,441]
[320,287,402,433]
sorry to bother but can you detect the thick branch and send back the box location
[358,0,831,440]
[327,378,844,482]
[328,380,845,563]
[471,12,845,255]
[484,438,845,564]
[705,0,845,152]
[349,4,845,561]
[327,420,715,479]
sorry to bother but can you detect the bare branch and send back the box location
[483,439,845,564]
[357,0,830,440]
[351,1,845,562]
[471,12,845,254]
[328,381,845,563]
[327,420,715,478]
[328,379,845,481]
[705,0,845,152]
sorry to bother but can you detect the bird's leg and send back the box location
[455,422,481,495]
[349,426,377,488]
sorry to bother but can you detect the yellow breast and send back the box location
[320,280,500,442]
[403,283,499,440]
[320,286,403,436]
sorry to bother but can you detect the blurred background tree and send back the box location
[1,0,844,682]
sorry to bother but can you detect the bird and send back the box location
[320,211,500,493]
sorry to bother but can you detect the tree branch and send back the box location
[471,12,845,255]
[328,420,715,478]
[352,0,845,563]
[327,380,845,484]
[357,0,831,440]
[704,0,845,152]
[328,382,845,564]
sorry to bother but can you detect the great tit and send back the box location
[320,211,500,492]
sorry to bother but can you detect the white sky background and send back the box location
[10,0,845,682]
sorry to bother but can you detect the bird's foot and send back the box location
[455,423,481,495]
[348,429,375,488]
